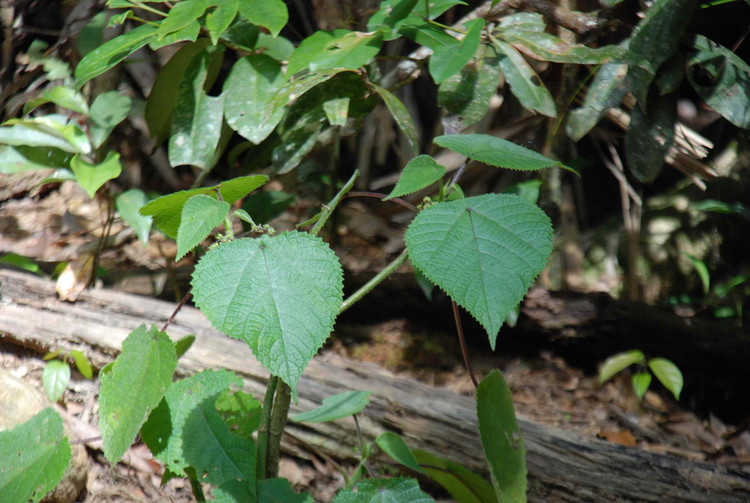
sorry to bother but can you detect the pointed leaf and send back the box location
[116,188,152,245]
[371,83,419,151]
[429,18,484,84]
[42,360,70,403]
[493,40,557,118]
[238,0,288,37]
[405,194,553,348]
[89,91,132,148]
[333,478,434,503]
[23,86,89,115]
[174,333,196,359]
[632,372,652,400]
[288,30,382,76]
[157,0,209,40]
[412,449,497,503]
[565,62,628,141]
[141,369,256,487]
[624,92,676,183]
[0,115,91,154]
[176,195,230,260]
[438,47,502,127]
[648,358,683,400]
[291,390,371,423]
[0,145,72,174]
[0,408,71,503]
[598,350,645,384]
[191,232,344,395]
[323,97,350,126]
[205,0,239,45]
[478,370,526,503]
[385,155,445,199]
[70,349,93,379]
[70,151,122,198]
[376,432,422,473]
[99,324,177,463]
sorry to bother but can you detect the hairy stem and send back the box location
[339,249,409,314]
[256,375,278,480]
[310,170,359,236]
[266,381,292,478]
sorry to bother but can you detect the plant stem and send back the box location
[339,249,409,314]
[256,375,278,480]
[347,191,419,213]
[310,170,359,236]
[266,381,292,478]
[452,301,478,388]
[161,291,192,332]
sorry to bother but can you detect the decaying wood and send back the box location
[1,268,749,502]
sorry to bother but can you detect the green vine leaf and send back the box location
[385,155,445,200]
[191,232,344,396]
[99,324,177,464]
[333,478,434,503]
[176,194,231,261]
[405,194,553,348]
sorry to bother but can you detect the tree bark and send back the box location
[1,268,749,502]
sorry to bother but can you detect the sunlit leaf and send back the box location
[648,358,683,400]
[23,86,89,115]
[70,350,93,379]
[116,188,152,245]
[238,0,288,38]
[175,195,230,260]
[385,155,445,199]
[42,360,70,403]
[599,350,645,384]
[429,18,484,84]
[632,372,652,400]
[70,151,122,198]
[291,391,371,423]
[288,30,382,76]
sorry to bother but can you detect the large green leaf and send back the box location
[688,35,750,129]
[565,62,629,141]
[371,83,419,151]
[477,370,527,503]
[385,155,445,199]
[0,408,71,503]
[492,40,557,118]
[176,194,231,260]
[288,30,382,76]
[205,0,239,45]
[191,232,344,395]
[238,0,288,37]
[224,55,286,144]
[75,24,157,88]
[0,115,91,154]
[70,151,122,198]
[434,134,570,172]
[291,390,371,423]
[99,324,177,464]
[429,18,484,84]
[413,449,497,503]
[141,369,255,487]
[438,47,502,127]
[23,86,89,115]
[333,478,434,503]
[405,194,553,348]
[624,92,676,183]
[0,145,72,174]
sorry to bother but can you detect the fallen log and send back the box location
[1,268,748,502]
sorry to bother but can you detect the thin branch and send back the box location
[507,0,605,34]
[347,191,419,213]
[452,301,478,388]
[161,291,193,332]
[339,249,409,315]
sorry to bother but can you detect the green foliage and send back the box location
[176,195,231,260]
[632,372,652,400]
[0,253,43,274]
[0,408,71,503]
[99,324,177,463]
[333,478,434,503]
[385,155,446,200]
[376,432,422,473]
[371,84,420,151]
[648,358,683,400]
[438,47,502,127]
[477,370,527,503]
[70,151,122,198]
[624,93,677,183]
[238,0,288,38]
[216,389,262,438]
[599,350,646,384]
[70,349,94,379]
[42,360,70,403]
[23,86,88,115]
[412,449,497,503]
[599,350,683,401]
[116,189,152,246]
[429,19,485,84]
[173,334,196,359]
[288,30,383,75]
[292,391,372,423]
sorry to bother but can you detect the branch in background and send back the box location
[508,0,604,34]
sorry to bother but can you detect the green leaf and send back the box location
[70,349,93,379]
[504,179,542,204]
[75,24,158,88]
[0,253,43,275]
[256,33,295,60]
[23,86,89,115]
[598,350,645,384]
[0,408,71,503]
[624,92,676,183]
[89,91,133,148]
[238,0,288,38]
[27,39,71,80]
[371,83,419,151]
[688,35,750,129]
[145,39,212,142]
[684,252,710,296]
[399,17,458,52]
[216,389,262,438]
[438,47,502,127]
[333,478,434,503]
[406,194,552,348]
[412,449,497,503]
[141,369,256,486]
[499,12,545,33]
[630,0,698,76]
[205,0,239,45]
[78,11,108,56]
[215,478,312,503]
[242,191,295,225]
[169,46,226,169]
[288,30,382,76]
[492,39,557,117]
[632,372,652,400]
[220,16,260,51]
[157,0,209,41]
[176,194,231,260]
[376,432,422,472]
[70,151,122,198]
[565,63,629,141]
[223,54,286,144]
[116,188,152,246]
[648,358,683,400]
[0,115,91,154]
[0,145,72,174]
[174,333,196,359]
[272,121,323,174]
[191,232,344,396]
[367,0,419,40]
[99,324,177,464]
[264,70,346,129]
[323,97,350,126]
[434,134,571,172]
[477,370,526,503]
[429,18,484,84]
[42,360,70,403]
[140,174,268,239]
[386,155,445,199]
[291,390,371,423]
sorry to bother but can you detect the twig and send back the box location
[508,0,605,34]
[339,249,409,314]
[161,291,193,332]
[347,191,419,213]
[452,301,478,388]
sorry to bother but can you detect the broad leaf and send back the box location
[0,145,72,174]
[99,324,177,463]
[291,390,371,423]
[429,18,484,84]
[632,372,652,400]
[565,62,628,141]
[75,24,157,88]
[191,232,344,395]
[215,478,312,503]
[42,360,70,403]
[434,134,570,172]
[385,155,445,199]
[648,358,683,400]
[492,40,557,118]
[23,86,89,115]
[224,55,286,144]
[405,194,553,348]
[598,350,645,384]
[89,91,132,148]
[0,408,71,503]
[624,92,676,183]
[0,115,91,154]
[141,369,256,487]
[216,389,262,438]
[70,151,122,198]
[116,188,152,245]
[412,449,497,503]
[288,30,382,76]
[323,97,350,126]
[176,195,230,260]
[438,47,502,127]
[157,0,209,41]
[477,370,526,503]
[205,0,239,45]
[238,0,288,37]
[376,432,422,473]
[333,478,434,503]
[140,174,268,239]
[371,83,419,151]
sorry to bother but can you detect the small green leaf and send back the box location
[256,33,295,60]
[0,253,43,275]
[216,389,262,438]
[99,324,177,464]
[205,0,239,45]
[598,350,645,384]
[323,97,350,126]
[70,350,93,379]
[157,0,209,41]
[565,62,629,141]
[23,86,89,115]
[376,432,422,473]
[215,478,312,503]
[367,0,419,40]
[429,18,484,84]
[70,151,122,198]
[435,134,571,172]
[648,358,683,400]
[89,91,132,148]
[632,372,652,400]
[493,39,557,118]
[333,478,434,503]
[116,188,152,246]
[176,195,230,260]
[0,408,71,503]
[385,155,445,199]
[405,194,553,348]
[238,0,288,37]
[371,83,419,151]
[684,252,710,296]
[174,334,196,359]
[42,360,70,403]
[412,449,497,503]
[624,92,676,183]
[399,17,458,52]
[75,24,158,88]
[291,390,371,423]
[288,30,382,75]
[477,370,526,503]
